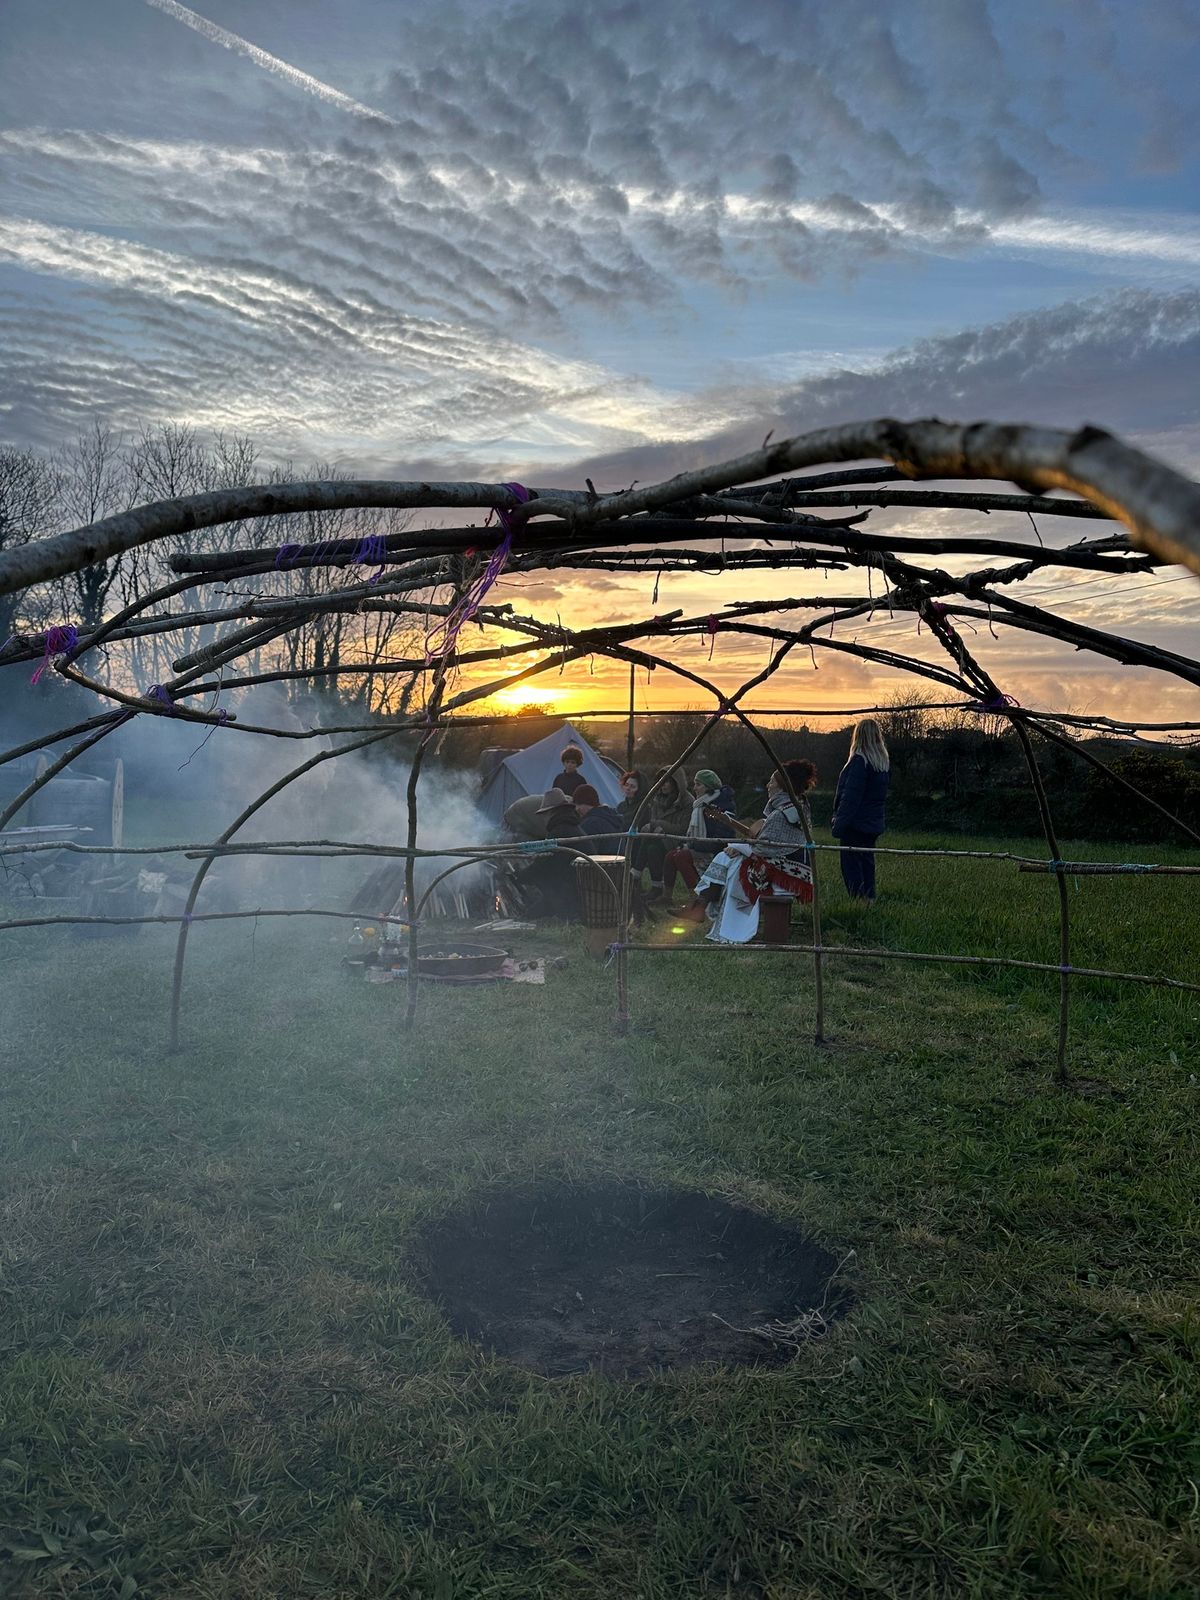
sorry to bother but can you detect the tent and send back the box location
[478,722,624,825]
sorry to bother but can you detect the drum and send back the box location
[573,853,625,958]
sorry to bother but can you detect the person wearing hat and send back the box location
[499,788,581,919]
[573,783,624,852]
[503,786,580,843]
[538,787,583,839]
[663,768,736,912]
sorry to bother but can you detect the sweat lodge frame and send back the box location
[1,415,1198,1081]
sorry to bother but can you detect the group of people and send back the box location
[498,721,891,935]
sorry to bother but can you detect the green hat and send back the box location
[694,769,720,792]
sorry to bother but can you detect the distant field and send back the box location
[0,830,1197,1598]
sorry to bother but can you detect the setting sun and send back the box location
[488,684,565,713]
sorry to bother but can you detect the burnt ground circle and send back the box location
[415,1181,850,1377]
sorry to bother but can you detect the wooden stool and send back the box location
[758,894,795,944]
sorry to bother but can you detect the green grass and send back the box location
[0,831,1198,1598]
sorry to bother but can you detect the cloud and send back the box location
[0,212,742,463]
[0,0,1197,488]
[555,288,1200,491]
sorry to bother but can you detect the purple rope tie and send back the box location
[352,534,388,584]
[275,542,301,569]
[425,482,530,662]
[145,684,178,715]
[30,624,79,685]
[975,691,1020,713]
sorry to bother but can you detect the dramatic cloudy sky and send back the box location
[1,0,1198,718]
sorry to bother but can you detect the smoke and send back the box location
[0,674,496,922]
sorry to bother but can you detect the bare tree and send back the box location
[52,423,133,634]
[0,446,62,643]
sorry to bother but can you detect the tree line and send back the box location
[0,424,420,711]
[432,703,1199,847]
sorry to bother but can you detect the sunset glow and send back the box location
[486,683,565,713]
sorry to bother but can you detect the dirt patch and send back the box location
[416,1180,849,1377]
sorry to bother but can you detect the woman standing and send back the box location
[831,719,890,902]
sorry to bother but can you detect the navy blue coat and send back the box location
[832,754,889,837]
[578,804,625,852]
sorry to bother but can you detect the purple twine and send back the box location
[275,543,301,569]
[424,482,530,662]
[975,692,1019,713]
[353,534,388,584]
[145,684,178,715]
[30,624,79,685]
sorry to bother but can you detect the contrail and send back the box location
[142,0,396,124]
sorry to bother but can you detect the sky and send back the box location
[1,0,1198,724]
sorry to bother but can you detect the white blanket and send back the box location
[696,844,760,944]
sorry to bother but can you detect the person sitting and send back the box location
[552,743,588,797]
[536,788,583,843]
[618,768,662,896]
[695,759,817,943]
[617,768,647,828]
[648,767,691,834]
[664,768,736,906]
[573,783,624,851]
[504,786,575,842]
[638,767,691,900]
[499,789,580,918]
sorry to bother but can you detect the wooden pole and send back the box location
[1011,719,1072,1084]
[626,661,636,774]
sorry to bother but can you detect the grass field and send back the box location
[1,830,1198,1598]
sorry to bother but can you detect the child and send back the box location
[553,743,587,797]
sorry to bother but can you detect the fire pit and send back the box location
[395,941,508,980]
[416,1180,851,1376]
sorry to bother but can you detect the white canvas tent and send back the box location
[478,722,624,825]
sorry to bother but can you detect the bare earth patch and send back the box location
[416,1180,848,1377]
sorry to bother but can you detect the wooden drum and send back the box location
[573,853,625,958]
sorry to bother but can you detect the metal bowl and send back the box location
[411,941,508,978]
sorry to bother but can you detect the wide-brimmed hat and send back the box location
[536,787,573,812]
